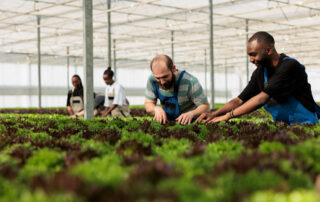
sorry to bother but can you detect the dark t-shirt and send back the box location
[238,53,316,112]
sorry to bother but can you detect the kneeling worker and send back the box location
[145,54,210,125]
[197,31,320,125]
[67,74,104,117]
[101,67,131,117]
[67,75,85,117]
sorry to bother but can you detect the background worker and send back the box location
[197,31,320,125]
[67,74,104,117]
[101,67,131,117]
[145,54,210,125]
[66,75,85,117]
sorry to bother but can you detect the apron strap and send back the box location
[152,70,186,99]
[263,66,268,84]
[174,71,185,97]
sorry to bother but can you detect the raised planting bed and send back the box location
[0,111,319,202]
[0,107,149,117]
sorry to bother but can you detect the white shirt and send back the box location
[104,81,127,107]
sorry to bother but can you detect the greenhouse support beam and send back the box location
[246,19,249,84]
[204,49,207,95]
[67,46,70,90]
[239,67,243,93]
[37,15,42,109]
[225,58,228,103]
[107,0,112,67]
[113,39,117,80]
[74,57,78,74]
[171,30,174,62]
[28,56,32,107]
[209,0,215,109]
[83,0,94,119]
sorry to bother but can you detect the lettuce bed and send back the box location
[0,111,319,202]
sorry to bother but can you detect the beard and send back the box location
[254,54,269,68]
[160,71,175,90]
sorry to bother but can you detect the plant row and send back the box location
[0,112,319,202]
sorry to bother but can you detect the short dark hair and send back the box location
[248,31,275,46]
[150,55,173,71]
[103,67,114,78]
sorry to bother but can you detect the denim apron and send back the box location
[152,71,185,120]
[263,57,319,124]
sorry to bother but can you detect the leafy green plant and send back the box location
[29,132,52,142]
[120,130,155,146]
[279,160,313,190]
[259,142,285,154]
[0,153,17,165]
[19,148,65,179]
[289,138,320,174]
[71,153,129,187]
[0,176,82,202]
[154,139,192,162]
[246,189,319,202]
[81,139,114,155]
[212,170,284,202]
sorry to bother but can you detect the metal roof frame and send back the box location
[0,0,319,71]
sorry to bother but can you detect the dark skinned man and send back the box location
[197,31,320,125]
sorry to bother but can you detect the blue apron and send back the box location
[263,56,319,124]
[152,71,185,120]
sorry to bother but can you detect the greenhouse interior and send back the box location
[0,0,320,201]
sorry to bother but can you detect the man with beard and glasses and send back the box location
[145,54,210,125]
[197,31,320,125]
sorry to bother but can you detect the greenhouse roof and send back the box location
[1,0,320,72]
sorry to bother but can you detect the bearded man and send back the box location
[145,54,210,125]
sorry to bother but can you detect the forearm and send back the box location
[232,92,269,118]
[144,99,157,115]
[76,110,84,117]
[67,106,73,115]
[102,104,118,117]
[108,104,118,113]
[101,107,110,117]
[213,97,243,116]
[190,102,210,118]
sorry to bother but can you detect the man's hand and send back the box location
[196,112,216,123]
[176,111,194,125]
[153,106,167,124]
[206,113,231,124]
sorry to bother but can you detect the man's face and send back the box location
[103,74,113,85]
[152,61,175,90]
[72,77,81,89]
[247,40,270,68]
